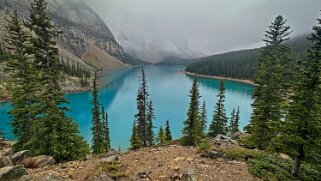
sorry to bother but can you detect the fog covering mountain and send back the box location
[86,0,321,63]
[0,0,140,70]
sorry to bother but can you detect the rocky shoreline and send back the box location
[184,71,256,86]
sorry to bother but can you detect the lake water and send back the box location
[0,66,254,150]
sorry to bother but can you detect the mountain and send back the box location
[185,34,311,80]
[0,0,133,70]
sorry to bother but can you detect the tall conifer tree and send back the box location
[208,80,228,137]
[135,68,151,147]
[27,0,88,161]
[101,106,111,152]
[91,72,104,154]
[156,126,166,145]
[200,101,207,136]
[181,78,202,146]
[4,11,37,150]
[281,18,321,177]
[146,100,155,146]
[165,120,172,141]
[130,120,141,150]
[248,15,292,150]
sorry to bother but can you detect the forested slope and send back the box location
[185,34,311,80]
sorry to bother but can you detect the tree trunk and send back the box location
[292,145,304,177]
[292,156,301,177]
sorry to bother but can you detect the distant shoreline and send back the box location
[184,71,256,86]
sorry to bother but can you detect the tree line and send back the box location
[185,30,311,80]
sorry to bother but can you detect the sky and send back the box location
[86,0,321,62]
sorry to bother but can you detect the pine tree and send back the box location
[229,108,236,134]
[229,107,240,134]
[181,78,202,146]
[146,100,155,146]
[101,106,111,152]
[4,11,37,151]
[281,18,321,177]
[165,120,172,141]
[247,15,292,150]
[200,101,207,135]
[233,107,240,133]
[156,126,166,145]
[26,0,88,161]
[91,72,104,154]
[135,68,150,147]
[208,80,228,137]
[130,120,141,150]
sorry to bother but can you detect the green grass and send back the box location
[97,161,127,179]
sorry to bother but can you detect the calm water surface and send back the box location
[0,66,254,150]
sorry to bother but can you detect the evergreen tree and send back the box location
[234,107,240,133]
[146,100,155,146]
[26,0,88,161]
[156,126,166,145]
[229,108,236,134]
[101,106,111,152]
[4,11,37,150]
[247,15,292,150]
[181,78,202,146]
[200,101,207,135]
[281,18,321,177]
[229,107,240,134]
[135,68,150,147]
[165,120,172,141]
[208,80,228,137]
[91,72,104,154]
[130,120,141,150]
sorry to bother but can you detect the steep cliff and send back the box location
[0,0,129,70]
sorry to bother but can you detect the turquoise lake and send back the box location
[0,66,254,150]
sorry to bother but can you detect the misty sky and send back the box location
[86,0,321,62]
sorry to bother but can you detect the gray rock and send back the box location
[0,147,13,157]
[181,169,198,181]
[0,156,12,168]
[211,134,238,146]
[207,151,224,159]
[101,155,119,163]
[85,154,93,160]
[0,165,28,181]
[91,173,114,181]
[11,150,29,164]
[21,155,55,168]
[230,131,244,140]
[19,175,34,181]
[39,174,63,181]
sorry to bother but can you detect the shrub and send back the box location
[197,139,213,151]
[98,161,127,179]
[221,147,265,161]
[248,154,321,181]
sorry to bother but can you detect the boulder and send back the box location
[101,155,119,163]
[0,156,12,168]
[0,165,28,181]
[11,150,29,164]
[40,173,63,181]
[207,151,224,159]
[181,169,198,181]
[21,155,55,168]
[85,154,93,160]
[211,134,238,146]
[230,131,244,140]
[19,175,34,181]
[91,173,114,181]
[0,147,13,157]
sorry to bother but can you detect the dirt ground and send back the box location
[27,145,260,181]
